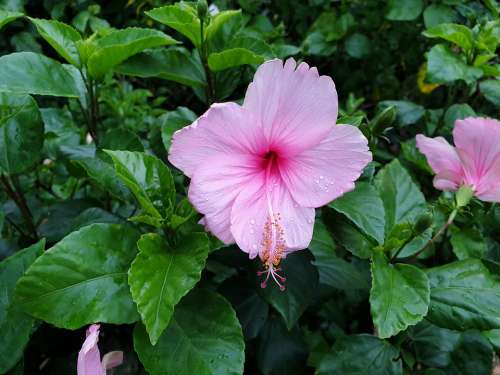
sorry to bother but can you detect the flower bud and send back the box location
[456,185,474,208]
[197,0,208,20]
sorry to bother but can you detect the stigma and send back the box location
[257,213,287,291]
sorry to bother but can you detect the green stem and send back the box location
[199,19,215,105]
[0,175,38,240]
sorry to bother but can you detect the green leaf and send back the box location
[0,240,44,374]
[410,321,493,374]
[0,93,44,175]
[0,52,80,97]
[29,18,82,66]
[386,0,423,21]
[208,48,265,71]
[423,23,474,52]
[483,329,500,354]
[41,107,80,159]
[329,182,385,244]
[309,222,370,293]
[443,103,476,131]
[87,27,177,79]
[129,233,209,345]
[426,259,500,331]
[15,224,140,329]
[426,44,483,84]
[0,10,23,31]
[146,4,201,48]
[345,33,371,59]
[331,217,376,259]
[479,79,500,106]
[260,251,318,330]
[378,100,425,126]
[105,150,175,220]
[134,289,244,375]
[75,156,132,201]
[317,334,402,375]
[208,37,273,71]
[160,106,197,151]
[100,128,144,152]
[257,316,308,375]
[117,48,206,88]
[450,227,487,260]
[423,5,456,28]
[370,252,430,338]
[374,159,426,236]
[205,10,241,42]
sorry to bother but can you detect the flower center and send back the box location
[257,148,287,291]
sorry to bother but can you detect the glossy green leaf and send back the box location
[378,100,425,126]
[87,27,177,79]
[329,182,385,244]
[450,227,487,260]
[375,159,426,236]
[426,44,483,84]
[423,4,456,28]
[443,103,476,131]
[134,289,244,375]
[0,52,80,97]
[386,0,423,21]
[317,334,402,375]
[370,252,430,338]
[423,23,474,52]
[0,240,44,374]
[41,107,80,158]
[260,251,318,330]
[160,106,197,151]
[29,18,82,66]
[426,259,500,331]
[0,10,23,31]
[310,221,370,293]
[479,79,500,106]
[15,224,140,329]
[205,10,241,42]
[146,4,201,48]
[105,150,175,220]
[100,128,144,152]
[345,33,371,59]
[208,37,273,71]
[257,316,308,375]
[129,233,209,345]
[75,156,133,201]
[483,329,500,354]
[208,48,265,71]
[0,93,44,175]
[331,217,376,259]
[117,48,206,88]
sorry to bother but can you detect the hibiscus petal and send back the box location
[475,158,500,202]
[77,324,103,375]
[230,175,314,259]
[279,124,371,207]
[243,58,338,155]
[453,117,500,195]
[168,102,265,177]
[416,134,463,191]
[189,154,262,244]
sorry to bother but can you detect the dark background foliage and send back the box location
[0,0,499,374]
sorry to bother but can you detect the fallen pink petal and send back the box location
[416,117,500,202]
[169,58,372,289]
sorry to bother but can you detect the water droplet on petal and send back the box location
[250,219,255,225]
[250,229,255,234]
[319,175,324,179]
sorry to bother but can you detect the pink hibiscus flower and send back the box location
[169,58,372,289]
[77,324,123,375]
[416,117,500,202]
